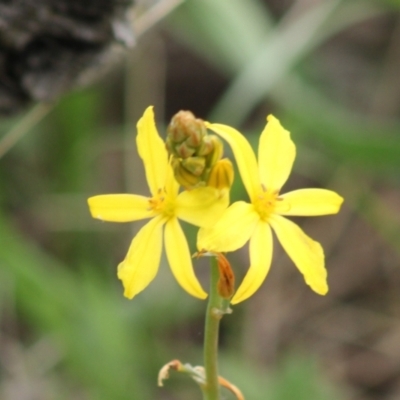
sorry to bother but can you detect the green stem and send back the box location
[203,257,222,400]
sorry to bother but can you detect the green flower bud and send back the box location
[175,142,196,158]
[204,136,223,167]
[181,157,206,177]
[166,110,232,190]
[166,111,207,158]
[196,135,214,157]
[171,158,203,189]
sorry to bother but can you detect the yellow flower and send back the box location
[198,115,343,304]
[88,106,228,300]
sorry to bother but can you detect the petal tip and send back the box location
[230,293,245,305]
[196,291,208,300]
[122,289,135,300]
[144,105,154,115]
[308,277,329,296]
[314,284,329,296]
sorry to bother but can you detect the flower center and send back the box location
[253,188,278,221]
[148,188,175,218]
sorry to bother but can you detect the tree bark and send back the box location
[0,0,135,115]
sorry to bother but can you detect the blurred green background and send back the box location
[1,0,400,399]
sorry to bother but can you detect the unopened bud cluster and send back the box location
[166,111,233,190]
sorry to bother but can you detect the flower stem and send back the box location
[203,256,222,400]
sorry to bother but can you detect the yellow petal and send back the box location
[117,216,164,299]
[176,186,229,228]
[231,221,272,304]
[165,158,180,198]
[164,218,207,299]
[276,189,344,216]
[197,201,259,252]
[88,194,153,222]
[258,115,296,193]
[137,106,169,196]
[206,122,260,201]
[269,215,328,295]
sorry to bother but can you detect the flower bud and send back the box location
[207,158,234,191]
[181,157,206,177]
[166,111,207,158]
[166,111,231,190]
[171,158,203,188]
[204,136,223,166]
[174,141,196,158]
[216,253,235,299]
[196,135,214,157]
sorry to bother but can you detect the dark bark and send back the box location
[0,0,135,115]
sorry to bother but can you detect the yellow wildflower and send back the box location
[88,106,228,300]
[198,115,343,304]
